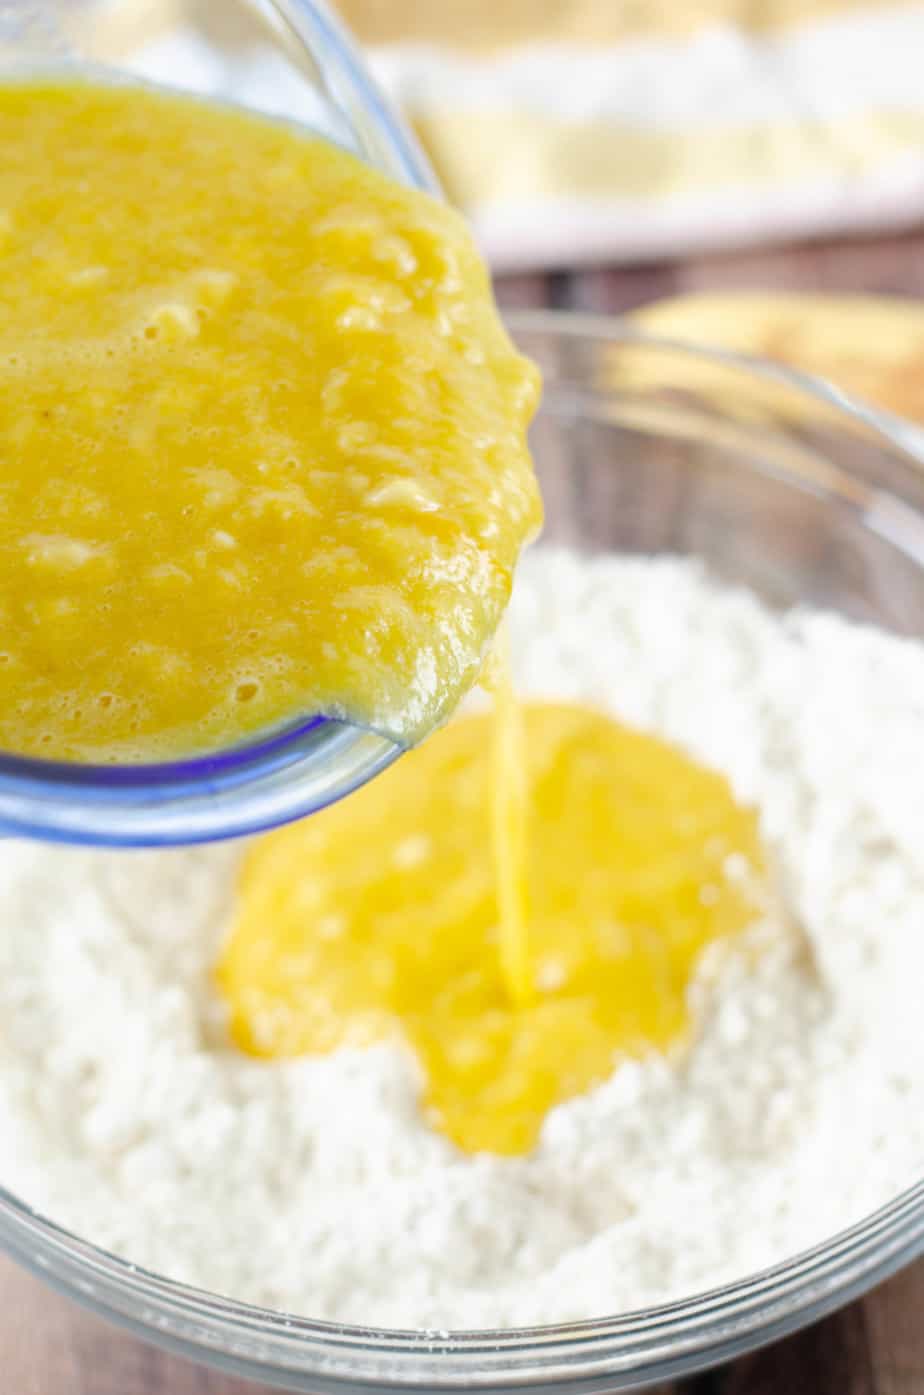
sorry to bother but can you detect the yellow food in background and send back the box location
[86,0,886,59]
[0,79,540,763]
[336,0,889,51]
[218,703,764,1155]
[626,292,924,425]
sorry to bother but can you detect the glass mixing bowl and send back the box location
[0,0,437,845]
[2,311,924,1390]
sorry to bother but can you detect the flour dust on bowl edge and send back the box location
[0,0,437,846]
[1,310,924,1390]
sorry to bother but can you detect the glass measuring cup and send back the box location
[0,0,438,845]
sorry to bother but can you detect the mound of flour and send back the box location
[1,547,923,1329]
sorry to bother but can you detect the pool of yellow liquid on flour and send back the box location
[218,704,765,1155]
[0,79,540,762]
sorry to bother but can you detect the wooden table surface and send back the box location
[6,227,924,1394]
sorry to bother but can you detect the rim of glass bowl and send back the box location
[3,309,924,1389]
[0,0,441,847]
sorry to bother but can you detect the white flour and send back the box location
[1,547,923,1329]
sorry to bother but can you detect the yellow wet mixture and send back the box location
[6,80,765,1161]
[0,79,540,762]
[218,703,765,1155]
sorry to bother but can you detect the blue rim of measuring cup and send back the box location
[0,706,403,847]
[0,713,328,790]
[0,707,402,846]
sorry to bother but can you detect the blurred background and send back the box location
[70,0,924,420]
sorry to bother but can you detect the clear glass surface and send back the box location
[2,309,924,1390]
[0,0,438,845]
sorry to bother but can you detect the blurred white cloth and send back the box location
[366,2,924,269]
[116,1,924,270]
